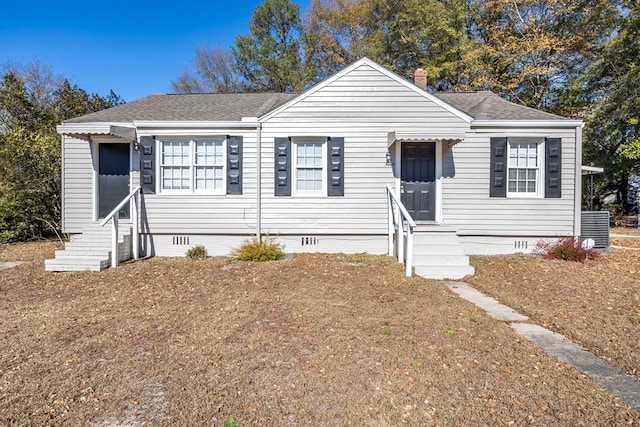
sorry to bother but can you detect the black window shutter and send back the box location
[490,137,507,198]
[545,137,562,198]
[139,136,155,194]
[327,137,344,197]
[227,135,243,195]
[274,137,291,196]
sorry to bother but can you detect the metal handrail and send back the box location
[99,186,141,268]
[386,184,416,277]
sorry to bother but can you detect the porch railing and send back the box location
[99,186,141,268]
[386,184,416,277]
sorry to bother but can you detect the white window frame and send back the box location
[158,137,227,195]
[506,137,544,198]
[292,138,326,197]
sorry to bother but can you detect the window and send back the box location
[490,136,560,199]
[159,138,225,193]
[274,136,344,197]
[294,140,325,194]
[507,139,543,197]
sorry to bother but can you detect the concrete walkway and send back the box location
[446,281,640,412]
[0,261,22,271]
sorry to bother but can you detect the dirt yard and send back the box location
[0,240,638,426]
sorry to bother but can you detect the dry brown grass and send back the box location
[0,242,638,426]
[467,241,640,384]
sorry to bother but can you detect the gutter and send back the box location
[133,120,260,128]
[256,123,262,242]
[471,119,584,128]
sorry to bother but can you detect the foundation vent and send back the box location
[173,236,191,246]
[514,240,528,250]
[301,236,319,246]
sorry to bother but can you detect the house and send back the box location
[46,58,584,279]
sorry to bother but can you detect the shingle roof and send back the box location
[65,89,565,124]
[64,92,299,123]
[433,91,565,121]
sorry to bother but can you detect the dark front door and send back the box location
[401,143,436,221]
[98,143,130,219]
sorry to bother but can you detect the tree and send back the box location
[303,0,378,80]
[171,45,246,93]
[368,0,471,89]
[458,0,620,113]
[304,0,471,89]
[232,0,313,92]
[0,66,123,242]
[1,58,64,107]
[581,2,640,212]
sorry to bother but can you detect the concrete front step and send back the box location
[55,249,111,258]
[414,264,475,280]
[413,244,466,256]
[64,240,128,249]
[413,254,471,267]
[45,223,133,272]
[45,258,111,272]
[70,230,132,241]
[54,247,131,260]
[410,225,474,280]
[55,247,131,265]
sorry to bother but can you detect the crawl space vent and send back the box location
[172,236,190,246]
[301,237,319,246]
[514,240,528,250]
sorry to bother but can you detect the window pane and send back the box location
[295,142,323,192]
[297,168,322,191]
[195,166,223,190]
[508,142,539,194]
[162,141,189,165]
[196,140,223,165]
[297,142,322,167]
[162,166,189,190]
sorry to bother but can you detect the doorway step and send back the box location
[45,223,132,272]
[412,225,475,280]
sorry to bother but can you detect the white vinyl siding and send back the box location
[60,61,581,255]
[507,140,542,197]
[61,136,94,233]
[260,62,470,235]
[159,138,225,193]
[441,127,577,237]
[294,141,325,194]
[258,63,577,239]
[134,128,255,235]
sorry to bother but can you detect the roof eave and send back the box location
[471,119,584,128]
[132,120,260,128]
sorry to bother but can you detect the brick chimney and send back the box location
[414,68,427,90]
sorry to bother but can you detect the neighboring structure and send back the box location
[46,58,584,279]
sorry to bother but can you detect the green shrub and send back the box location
[186,245,208,260]
[233,236,285,262]
[535,237,599,262]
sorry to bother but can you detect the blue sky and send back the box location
[0,0,312,102]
